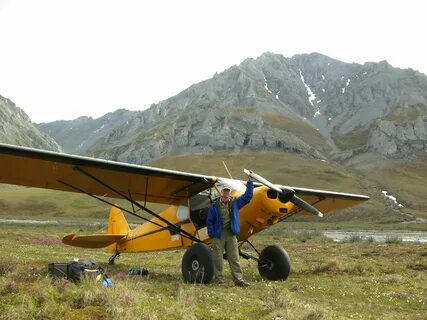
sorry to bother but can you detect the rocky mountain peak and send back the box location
[35,52,427,163]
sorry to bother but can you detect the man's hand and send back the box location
[244,168,253,179]
[243,169,254,184]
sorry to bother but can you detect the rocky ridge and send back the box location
[0,95,61,151]
[33,52,427,164]
[36,109,137,154]
[81,53,426,164]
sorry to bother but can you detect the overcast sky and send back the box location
[0,0,426,123]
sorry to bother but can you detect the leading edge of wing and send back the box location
[0,143,215,182]
[250,180,370,201]
[281,185,370,201]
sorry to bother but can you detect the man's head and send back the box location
[220,185,232,203]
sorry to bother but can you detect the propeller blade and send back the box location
[244,169,282,193]
[290,196,324,218]
[244,168,323,218]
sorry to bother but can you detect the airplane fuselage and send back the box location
[110,186,293,253]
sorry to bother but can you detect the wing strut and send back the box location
[143,176,149,207]
[60,166,201,243]
[128,190,136,214]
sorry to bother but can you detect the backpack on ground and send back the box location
[48,259,108,283]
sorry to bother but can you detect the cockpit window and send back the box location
[190,188,215,210]
[189,188,216,229]
[176,205,189,220]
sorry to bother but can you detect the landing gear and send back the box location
[258,245,291,281]
[108,252,120,265]
[239,240,291,281]
[182,243,214,283]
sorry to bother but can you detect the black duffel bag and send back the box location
[49,259,106,283]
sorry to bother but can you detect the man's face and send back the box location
[220,190,231,203]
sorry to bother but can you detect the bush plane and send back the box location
[0,143,369,283]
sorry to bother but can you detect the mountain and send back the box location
[290,54,427,159]
[0,95,61,151]
[74,52,426,163]
[36,109,137,154]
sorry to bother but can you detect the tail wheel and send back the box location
[258,245,291,281]
[182,243,214,283]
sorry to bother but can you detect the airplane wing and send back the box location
[0,143,216,205]
[279,185,369,215]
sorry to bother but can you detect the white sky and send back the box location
[0,0,426,123]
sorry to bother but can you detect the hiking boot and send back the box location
[235,280,249,287]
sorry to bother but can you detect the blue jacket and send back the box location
[207,181,254,238]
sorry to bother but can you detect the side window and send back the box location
[190,188,216,210]
[176,205,189,220]
[189,188,216,229]
[211,186,219,201]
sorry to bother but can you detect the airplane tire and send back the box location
[182,243,214,284]
[258,245,291,281]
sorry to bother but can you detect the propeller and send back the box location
[244,169,323,218]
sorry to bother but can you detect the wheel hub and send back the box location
[260,258,274,271]
[191,259,200,271]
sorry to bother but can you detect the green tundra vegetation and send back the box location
[0,224,426,320]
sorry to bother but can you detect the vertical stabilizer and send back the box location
[108,206,130,234]
[107,206,130,252]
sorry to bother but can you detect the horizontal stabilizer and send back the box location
[62,233,127,248]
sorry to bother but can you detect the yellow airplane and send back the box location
[0,143,369,283]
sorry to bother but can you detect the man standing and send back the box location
[207,179,254,286]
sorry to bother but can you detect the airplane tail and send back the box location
[62,206,129,249]
[107,206,130,253]
[108,206,130,235]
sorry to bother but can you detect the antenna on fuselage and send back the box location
[222,161,233,179]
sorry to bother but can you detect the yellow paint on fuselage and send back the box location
[111,205,194,253]
[237,186,295,241]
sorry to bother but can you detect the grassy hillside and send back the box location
[0,185,112,220]
[151,151,362,192]
[151,151,426,226]
[0,185,152,223]
[345,154,427,220]
[260,113,333,155]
